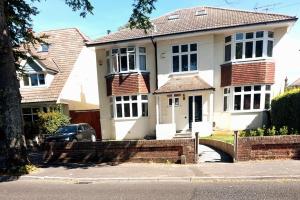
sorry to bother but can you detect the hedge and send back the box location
[271,88,300,132]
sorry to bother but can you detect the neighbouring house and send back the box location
[87,6,298,140]
[19,28,101,140]
[289,77,300,88]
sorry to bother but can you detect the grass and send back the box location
[201,133,234,144]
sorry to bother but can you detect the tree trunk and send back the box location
[0,0,28,170]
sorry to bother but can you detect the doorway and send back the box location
[188,96,202,129]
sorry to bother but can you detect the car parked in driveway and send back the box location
[45,123,96,142]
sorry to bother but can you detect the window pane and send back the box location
[142,103,148,117]
[139,55,146,70]
[175,98,179,106]
[32,114,38,121]
[225,44,231,61]
[23,74,29,86]
[190,54,197,71]
[123,96,129,101]
[113,54,118,72]
[266,85,271,91]
[245,42,253,58]
[22,108,31,114]
[181,45,188,52]
[116,104,122,118]
[132,103,138,117]
[120,55,127,71]
[127,47,135,52]
[235,42,243,59]
[131,95,137,100]
[30,74,38,86]
[235,33,243,40]
[124,103,130,117]
[190,43,197,51]
[267,40,273,57]
[265,93,271,109]
[116,96,121,101]
[223,96,228,111]
[235,87,241,92]
[234,95,241,110]
[142,95,148,100]
[168,98,172,106]
[256,31,264,38]
[255,40,263,57]
[254,94,261,109]
[112,49,118,54]
[172,46,179,53]
[120,48,127,54]
[246,32,254,39]
[254,85,261,91]
[244,86,251,92]
[38,74,45,85]
[23,115,32,122]
[173,56,179,72]
[129,54,135,70]
[139,47,146,53]
[181,55,188,71]
[268,31,274,38]
[32,108,39,114]
[243,94,251,110]
[225,36,231,43]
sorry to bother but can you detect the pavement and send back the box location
[1,145,299,183]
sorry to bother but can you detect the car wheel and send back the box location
[91,135,96,142]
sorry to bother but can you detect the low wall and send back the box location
[44,139,196,164]
[237,135,300,161]
[199,139,234,159]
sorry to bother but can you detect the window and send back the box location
[223,88,230,111]
[23,73,45,87]
[108,46,146,73]
[172,43,197,72]
[38,44,49,52]
[224,31,274,62]
[112,95,149,119]
[231,85,271,111]
[168,97,179,107]
[22,107,40,122]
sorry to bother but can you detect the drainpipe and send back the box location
[151,37,158,90]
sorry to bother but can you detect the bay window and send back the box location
[172,43,198,72]
[112,95,149,119]
[224,31,274,62]
[107,46,147,73]
[23,73,45,87]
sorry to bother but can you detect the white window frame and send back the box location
[224,30,274,63]
[168,97,180,107]
[112,94,149,119]
[22,72,46,87]
[223,87,230,111]
[171,43,198,73]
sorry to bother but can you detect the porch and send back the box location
[154,76,215,140]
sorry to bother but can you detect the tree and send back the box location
[0,0,156,171]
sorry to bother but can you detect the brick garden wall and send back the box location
[44,139,196,164]
[237,135,300,161]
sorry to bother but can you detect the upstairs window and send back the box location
[38,44,49,52]
[107,46,146,74]
[23,73,45,87]
[172,43,197,73]
[224,31,274,62]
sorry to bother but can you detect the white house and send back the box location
[19,28,100,139]
[87,6,298,140]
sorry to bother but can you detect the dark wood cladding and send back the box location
[221,61,275,87]
[106,72,150,96]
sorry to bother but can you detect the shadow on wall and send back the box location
[245,111,271,130]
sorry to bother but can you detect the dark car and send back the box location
[45,123,96,142]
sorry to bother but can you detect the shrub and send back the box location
[265,126,277,136]
[37,111,70,135]
[271,88,300,133]
[256,127,265,136]
[279,126,289,135]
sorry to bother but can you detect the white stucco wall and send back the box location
[58,46,99,111]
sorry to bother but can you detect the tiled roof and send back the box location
[154,76,214,94]
[290,77,300,87]
[88,6,297,45]
[20,28,87,103]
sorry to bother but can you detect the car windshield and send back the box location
[56,125,77,134]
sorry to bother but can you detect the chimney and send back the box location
[107,30,111,35]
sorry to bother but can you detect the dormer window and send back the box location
[168,14,179,20]
[195,9,207,16]
[38,44,49,52]
[23,73,45,87]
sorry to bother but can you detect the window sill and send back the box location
[105,70,149,77]
[21,85,48,89]
[222,57,274,65]
[112,116,149,121]
[169,70,198,77]
[228,109,269,114]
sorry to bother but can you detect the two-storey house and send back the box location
[88,7,297,140]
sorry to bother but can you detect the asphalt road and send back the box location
[0,180,300,200]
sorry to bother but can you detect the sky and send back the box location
[30,0,300,82]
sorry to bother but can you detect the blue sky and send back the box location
[30,0,300,82]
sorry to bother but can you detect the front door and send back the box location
[188,96,203,129]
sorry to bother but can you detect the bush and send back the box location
[271,88,300,133]
[37,111,70,135]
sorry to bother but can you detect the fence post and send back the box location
[234,130,238,162]
[195,132,199,163]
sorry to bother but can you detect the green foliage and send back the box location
[271,88,300,133]
[37,111,70,135]
[279,126,289,135]
[256,127,265,136]
[239,125,298,137]
[266,126,276,136]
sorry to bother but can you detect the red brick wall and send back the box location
[221,62,275,87]
[106,72,150,96]
[44,139,196,164]
[237,135,300,161]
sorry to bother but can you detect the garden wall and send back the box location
[237,135,300,161]
[43,139,196,164]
